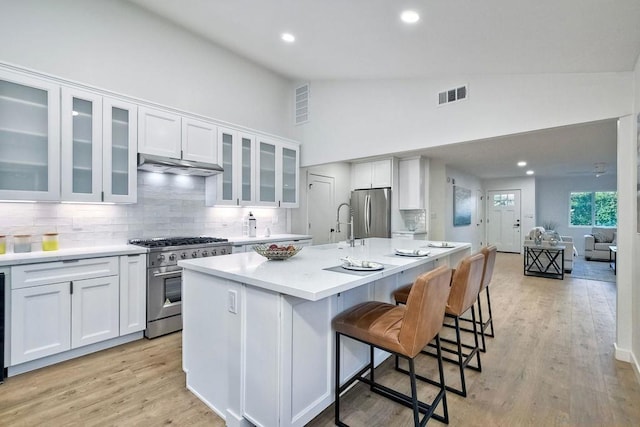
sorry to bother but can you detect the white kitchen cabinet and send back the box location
[71,275,119,348]
[61,87,103,202]
[10,256,120,365]
[139,106,219,167]
[103,97,137,203]
[11,282,71,365]
[62,89,138,203]
[392,231,428,240]
[351,159,392,190]
[0,68,60,201]
[119,254,146,335]
[138,106,181,158]
[214,127,255,206]
[182,117,218,164]
[256,137,299,207]
[398,156,424,210]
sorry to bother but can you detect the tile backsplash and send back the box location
[0,171,289,250]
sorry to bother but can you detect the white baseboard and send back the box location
[632,351,640,385]
[614,342,632,362]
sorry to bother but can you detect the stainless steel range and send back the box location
[129,236,232,338]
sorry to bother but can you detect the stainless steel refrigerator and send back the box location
[351,188,391,238]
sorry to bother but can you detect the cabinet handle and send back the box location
[70,281,74,295]
[62,259,80,263]
[237,198,239,205]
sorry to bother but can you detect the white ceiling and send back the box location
[127,0,636,179]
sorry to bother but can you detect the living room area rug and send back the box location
[569,256,616,283]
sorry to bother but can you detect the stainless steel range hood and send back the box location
[137,153,224,176]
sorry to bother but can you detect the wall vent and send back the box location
[438,84,468,106]
[295,83,309,125]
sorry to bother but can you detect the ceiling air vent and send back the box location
[438,84,468,106]
[295,83,309,125]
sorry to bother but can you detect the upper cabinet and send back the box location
[398,156,425,210]
[255,137,299,208]
[351,159,392,190]
[103,98,137,203]
[137,106,181,158]
[182,117,218,164]
[0,69,61,201]
[215,127,255,206]
[138,106,219,165]
[61,88,137,203]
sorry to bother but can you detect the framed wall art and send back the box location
[454,185,472,226]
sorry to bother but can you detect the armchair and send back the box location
[584,227,617,261]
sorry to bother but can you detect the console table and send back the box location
[523,243,565,280]
[609,245,617,275]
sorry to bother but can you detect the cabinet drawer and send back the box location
[11,257,118,289]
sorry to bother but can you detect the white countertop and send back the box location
[179,238,470,301]
[0,245,148,267]
[227,234,312,245]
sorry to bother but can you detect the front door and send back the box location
[487,190,521,253]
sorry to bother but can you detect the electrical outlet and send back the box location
[272,215,279,224]
[228,290,238,314]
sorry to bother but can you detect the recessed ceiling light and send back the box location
[526,170,534,175]
[517,161,527,167]
[281,33,295,43]
[400,10,420,24]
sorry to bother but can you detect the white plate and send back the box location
[428,242,455,248]
[341,262,384,271]
[395,249,430,257]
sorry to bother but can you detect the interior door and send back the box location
[307,173,335,244]
[475,190,485,249]
[487,190,521,253]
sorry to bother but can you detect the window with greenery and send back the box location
[569,191,617,227]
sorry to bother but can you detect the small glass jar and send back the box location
[42,233,59,251]
[14,234,32,253]
[0,235,6,255]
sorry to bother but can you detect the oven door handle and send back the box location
[152,271,182,278]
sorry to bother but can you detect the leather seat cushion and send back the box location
[332,301,408,356]
[393,284,412,305]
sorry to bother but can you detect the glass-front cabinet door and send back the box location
[0,70,60,201]
[61,87,103,202]
[280,142,299,208]
[217,128,238,205]
[256,138,277,205]
[239,133,255,204]
[103,97,137,203]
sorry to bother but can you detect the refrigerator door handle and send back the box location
[366,194,371,235]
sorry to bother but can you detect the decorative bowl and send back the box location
[253,244,302,260]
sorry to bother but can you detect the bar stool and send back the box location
[393,253,485,397]
[460,245,497,352]
[333,266,452,426]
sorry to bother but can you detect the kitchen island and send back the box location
[179,238,471,427]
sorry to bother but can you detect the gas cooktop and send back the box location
[129,236,229,249]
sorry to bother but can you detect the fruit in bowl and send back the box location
[253,244,302,260]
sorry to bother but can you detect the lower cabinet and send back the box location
[119,254,146,336]
[10,254,145,366]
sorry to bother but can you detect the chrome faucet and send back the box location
[336,203,355,247]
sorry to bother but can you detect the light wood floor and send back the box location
[1,253,639,426]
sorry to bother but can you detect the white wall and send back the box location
[295,73,633,167]
[631,54,640,377]
[0,0,293,137]
[483,176,536,251]
[535,175,617,254]
[0,172,289,250]
[444,167,482,249]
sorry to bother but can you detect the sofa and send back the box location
[524,228,574,273]
[584,227,617,261]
